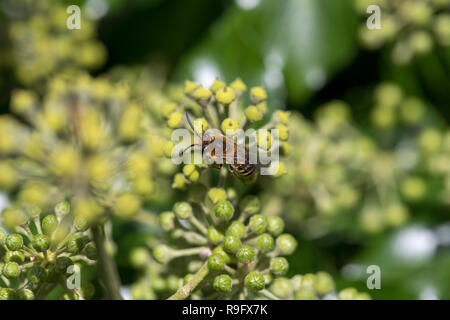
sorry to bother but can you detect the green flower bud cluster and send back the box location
[161,78,290,189]
[7,1,106,85]
[151,191,299,299]
[259,79,450,238]
[0,202,96,300]
[355,0,450,65]
[265,272,370,300]
[0,72,167,225]
[128,245,186,300]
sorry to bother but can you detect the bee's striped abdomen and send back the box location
[230,163,256,177]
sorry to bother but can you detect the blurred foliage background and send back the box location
[0,0,450,299]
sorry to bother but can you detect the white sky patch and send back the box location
[305,66,326,90]
[120,286,132,300]
[84,0,109,20]
[0,193,10,234]
[235,0,260,10]
[341,263,365,281]
[391,226,438,263]
[264,50,285,90]
[193,59,222,89]
[434,223,450,246]
[419,286,439,300]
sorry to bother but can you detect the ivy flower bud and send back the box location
[167,112,183,128]
[214,200,234,222]
[192,86,212,100]
[245,106,263,122]
[275,124,289,141]
[270,257,289,276]
[245,272,265,291]
[28,266,47,287]
[208,226,224,244]
[162,103,177,118]
[250,86,268,103]
[74,216,89,232]
[55,201,70,218]
[32,234,50,252]
[84,242,98,260]
[216,87,236,105]
[208,254,225,271]
[210,78,226,92]
[257,101,267,114]
[276,234,298,255]
[153,244,172,264]
[256,130,272,150]
[240,196,260,214]
[256,233,274,253]
[230,78,247,92]
[356,293,372,300]
[173,202,192,220]
[223,235,241,254]
[114,193,141,219]
[183,164,199,182]
[6,234,23,251]
[17,288,34,300]
[67,235,84,254]
[315,272,335,296]
[267,216,285,236]
[294,288,318,300]
[236,245,256,264]
[172,173,187,190]
[226,221,246,238]
[212,246,231,264]
[213,274,232,292]
[207,188,227,204]
[11,89,35,114]
[221,118,239,135]
[163,141,175,158]
[275,111,290,124]
[338,287,358,300]
[42,214,58,235]
[160,211,176,231]
[194,118,208,134]
[249,214,268,235]
[0,288,16,300]
[184,80,199,95]
[3,262,20,279]
[0,162,18,190]
[5,250,24,263]
[55,257,73,273]
[274,162,287,178]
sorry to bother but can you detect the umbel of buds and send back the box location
[355,0,450,65]
[153,195,300,300]
[162,78,291,189]
[143,78,371,300]
[0,202,97,300]
[0,72,164,226]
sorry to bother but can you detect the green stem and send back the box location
[167,262,209,300]
[92,225,123,300]
[189,216,208,235]
[172,246,209,259]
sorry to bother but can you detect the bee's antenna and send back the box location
[185,112,201,137]
[180,143,201,156]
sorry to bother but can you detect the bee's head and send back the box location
[201,132,215,151]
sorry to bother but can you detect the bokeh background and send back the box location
[1,0,450,299]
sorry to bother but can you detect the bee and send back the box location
[183,113,257,183]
